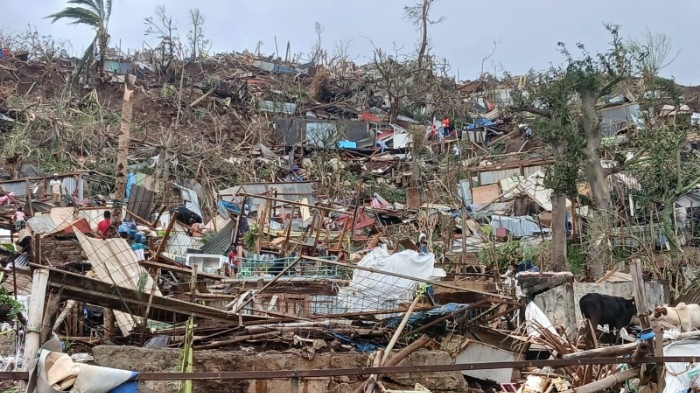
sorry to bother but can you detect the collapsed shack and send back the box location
[0,186,683,393]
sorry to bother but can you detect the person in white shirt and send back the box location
[49,174,62,203]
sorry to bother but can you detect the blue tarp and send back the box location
[218,200,241,214]
[467,118,494,130]
[107,372,139,393]
[384,303,473,329]
[327,325,380,353]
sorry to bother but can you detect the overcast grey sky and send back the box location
[2,0,698,85]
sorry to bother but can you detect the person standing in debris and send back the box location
[97,211,111,239]
[417,231,428,254]
[227,247,240,277]
[441,117,450,138]
[14,206,26,231]
[49,174,62,203]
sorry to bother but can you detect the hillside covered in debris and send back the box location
[3,3,700,393]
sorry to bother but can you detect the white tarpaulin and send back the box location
[336,248,434,313]
[27,337,137,393]
[525,302,558,338]
[664,340,700,393]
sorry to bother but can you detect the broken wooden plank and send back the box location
[33,264,268,325]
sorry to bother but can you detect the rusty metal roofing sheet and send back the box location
[2,267,32,295]
[126,185,155,221]
[219,182,316,212]
[676,278,700,305]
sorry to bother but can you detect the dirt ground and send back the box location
[92,345,469,393]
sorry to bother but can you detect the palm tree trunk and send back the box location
[112,85,133,226]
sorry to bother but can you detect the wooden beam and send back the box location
[33,264,267,325]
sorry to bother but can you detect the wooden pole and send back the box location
[142,267,161,327]
[558,367,640,393]
[630,259,649,328]
[152,211,177,261]
[310,209,328,256]
[354,296,421,393]
[103,308,115,341]
[22,268,49,372]
[233,196,248,251]
[112,85,134,226]
[561,342,639,359]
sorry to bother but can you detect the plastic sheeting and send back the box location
[490,215,549,238]
[27,337,138,393]
[664,340,700,393]
[384,303,473,330]
[525,302,558,338]
[336,248,434,313]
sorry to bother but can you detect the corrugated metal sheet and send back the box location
[166,224,204,256]
[2,267,32,295]
[457,180,472,207]
[475,166,544,186]
[259,100,296,115]
[12,253,30,268]
[27,215,58,235]
[677,278,700,305]
[0,174,84,199]
[61,176,84,201]
[490,215,549,238]
[0,180,29,197]
[201,220,235,256]
[76,231,161,336]
[219,182,316,213]
[273,119,373,148]
[126,185,155,221]
[180,186,201,218]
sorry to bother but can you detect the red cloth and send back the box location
[228,251,239,267]
[97,219,110,238]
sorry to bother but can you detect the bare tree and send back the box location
[144,6,179,77]
[310,22,325,64]
[628,29,680,78]
[188,8,211,60]
[370,45,431,121]
[403,0,444,70]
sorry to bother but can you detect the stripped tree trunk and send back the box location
[551,192,568,271]
[112,85,134,228]
[581,89,611,280]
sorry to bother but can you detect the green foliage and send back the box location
[567,244,585,276]
[200,230,217,245]
[476,238,545,271]
[0,287,24,323]
[242,225,259,251]
[366,181,406,203]
[136,272,149,294]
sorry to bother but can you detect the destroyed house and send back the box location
[273,119,376,149]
